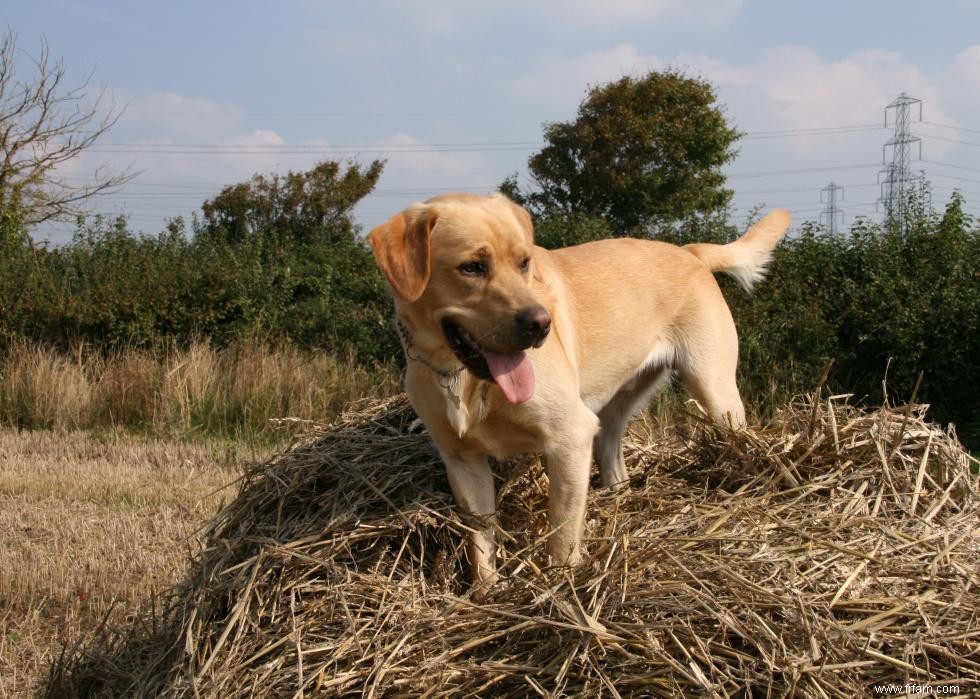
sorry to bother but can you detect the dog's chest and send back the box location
[462,410,542,458]
[408,372,543,458]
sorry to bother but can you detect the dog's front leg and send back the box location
[544,409,600,568]
[441,449,499,593]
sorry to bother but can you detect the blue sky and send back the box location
[7,0,980,243]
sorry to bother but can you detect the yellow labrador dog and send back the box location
[368,193,789,593]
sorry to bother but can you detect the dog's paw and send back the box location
[469,571,501,603]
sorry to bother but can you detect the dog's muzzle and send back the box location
[440,305,551,404]
[515,304,551,348]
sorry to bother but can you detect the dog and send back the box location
[368,193,790,594]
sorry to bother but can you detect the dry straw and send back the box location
[47,392,979,697]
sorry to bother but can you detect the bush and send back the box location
[0,161,400,364]
[730,194,979,446]
[2,171,976,447]
[533,212,613,249]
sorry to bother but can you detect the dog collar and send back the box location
[396,317,463,393]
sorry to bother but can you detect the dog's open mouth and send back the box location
[441,319,535,404]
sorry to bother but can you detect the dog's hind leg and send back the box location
[593,365,671,488]
[677,321,747,429]
[679,366,746,428]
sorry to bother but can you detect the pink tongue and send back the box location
[484,350,535,404]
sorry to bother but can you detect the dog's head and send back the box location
[368,193,550,404]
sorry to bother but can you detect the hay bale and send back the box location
[48,394,979,697]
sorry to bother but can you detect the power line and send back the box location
[729,162,880,179]
[69,161,980,200]
[741,124,883,140]
[88,185,499,198]
[915,133,980,148]
[731,200,879,214]
[922,120,980,137]
[77,121,892,154]
[930,183,980,198]
[65,159,891,185]
[735,182,879,195]
[923,158,980,174]
[85,144,539,155]
[50,112,980,234]
[929,172,980,186]
[88,140,542,149]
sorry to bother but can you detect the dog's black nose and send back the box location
[516,304,551,347]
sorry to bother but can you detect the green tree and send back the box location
[200,160,383,246]
[195,160,397,360]
[509,70,740,235]
[531,212,613,250]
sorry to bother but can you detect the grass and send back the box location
[0,339,400,440]
[0,428,263,697]
[0,341,400,695]
[4,340,974,694]
[38,394,980,696]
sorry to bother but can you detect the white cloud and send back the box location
[508,42,977,225]
[705,47,936,131]
[947,45,980,87]
[99,92,291,189]
[41,86,503,240]
[513,43,960,153]
[39,91,303,241]
[306,27,380,54]
[354,132,499,229]
[413,8,457,35]
[381,133,495,190]
[37,38,978,243]
[117,91,247,142]
[512,44,664,110]
[941,45,980,120]
[222,129,287,147]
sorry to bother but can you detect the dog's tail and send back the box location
[683,209,791,292]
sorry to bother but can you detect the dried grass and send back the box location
[0,341,93,430]
[0,429,250,697]
[0,340,398,437]
[93,349,164,426]
[46,393,979,697]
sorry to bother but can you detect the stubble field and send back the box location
[0,429,264,696]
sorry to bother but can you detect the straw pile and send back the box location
[48,393,979,697]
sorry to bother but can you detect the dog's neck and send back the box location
[396,314,491,436]
[396,316,462,392]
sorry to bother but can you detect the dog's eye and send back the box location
[458,260,488,277]
[519,258,530,273]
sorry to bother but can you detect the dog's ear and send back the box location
[367,208,437,302]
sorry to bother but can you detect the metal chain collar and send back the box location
[396,317,463,393]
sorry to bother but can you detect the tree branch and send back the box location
[0,30,130,226]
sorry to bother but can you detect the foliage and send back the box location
[199,160,383,246]
[0,161,398,363]
[193,159,395,359]
[509,70,741,235]
[1,154,976,445]
[0,30,130,226]
[532,212,613,250]
[730,193,979,446]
